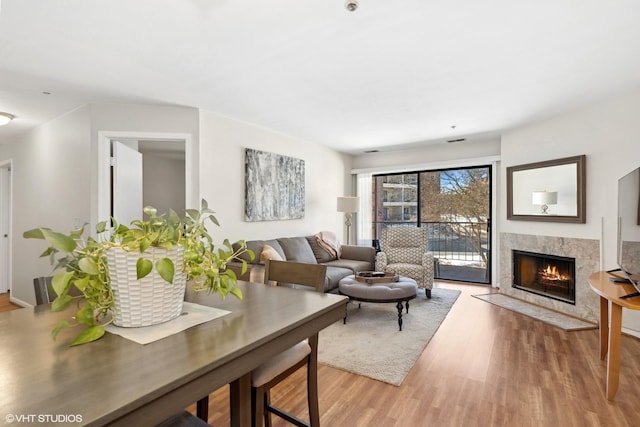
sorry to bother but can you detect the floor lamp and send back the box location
[337,196,359,245]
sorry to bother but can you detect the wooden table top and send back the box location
[588,271,640,309]
[0,281,347,426]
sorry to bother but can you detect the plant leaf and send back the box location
[229,286,243,300]
[51,294,73,312]
[23,228,46,239]
[78,257,99,275]
[96,221,107,233]
[70,325,105,346]
[156,258,175,284]
[52,271,75,296]
[74,304,95,326]
[40,228,77,252]
[136,258,153,279]
[73,276,89,292]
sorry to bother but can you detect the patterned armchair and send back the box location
[375,227,435,298]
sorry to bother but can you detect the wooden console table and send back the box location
[588,271,640,400]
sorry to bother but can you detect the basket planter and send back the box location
[106,246,186,327]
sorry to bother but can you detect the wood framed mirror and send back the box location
[507,155,586,223]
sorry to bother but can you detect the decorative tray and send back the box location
[355,271,399,284]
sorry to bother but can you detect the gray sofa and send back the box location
[228,235,375,293]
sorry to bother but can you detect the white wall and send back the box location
[198,111,352,243]
[87,104,200,227]
[500,87,640,334]
[0,107,92,305]
[142,153,185,214]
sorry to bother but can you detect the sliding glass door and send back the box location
[372,166,491,284]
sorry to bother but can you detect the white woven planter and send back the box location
[106,246,186,327]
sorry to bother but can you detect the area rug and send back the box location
[473,293,596,331]
[318,287,461,386]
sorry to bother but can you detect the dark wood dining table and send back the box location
[0,281,348,426]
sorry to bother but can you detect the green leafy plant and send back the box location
[23,199,253,346]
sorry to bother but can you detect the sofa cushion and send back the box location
[260,244,284,263]
[277,237,317,264]
[306,236,337,263]
[325,266,354,292]
[326,259,372,275]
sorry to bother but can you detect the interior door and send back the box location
[0,166,10,293]
[112,141,143,227]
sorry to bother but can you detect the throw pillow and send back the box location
[277,237,318,264]
[306,236,336,263]
[260,244,284,263]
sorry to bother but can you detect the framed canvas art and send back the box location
[245,148,305,221]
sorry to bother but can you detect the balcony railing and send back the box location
[372,221,490,283]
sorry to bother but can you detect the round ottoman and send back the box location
[338,275,418,331]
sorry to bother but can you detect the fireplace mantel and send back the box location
[500,233,600,322]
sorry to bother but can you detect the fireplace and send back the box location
[512,250,576,304]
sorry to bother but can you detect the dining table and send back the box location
[0,281,348,426]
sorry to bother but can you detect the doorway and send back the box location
[372,165,492,284]
[0,160,11,294]
[97,131,194,231]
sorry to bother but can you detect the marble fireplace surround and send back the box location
[499,233,600,323]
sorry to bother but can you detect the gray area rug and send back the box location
[473,293,596,331]
[318,287,461,386]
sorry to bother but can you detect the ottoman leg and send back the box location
[405,300,410,313]
[426,289,432,299]
[396,301,403,331]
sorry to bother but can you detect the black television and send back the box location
[616,166,640,298]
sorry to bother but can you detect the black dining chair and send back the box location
[252,260,327,427]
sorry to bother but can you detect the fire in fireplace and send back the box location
[512,250,576,304]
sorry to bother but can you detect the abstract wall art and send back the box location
[244,148,305,221]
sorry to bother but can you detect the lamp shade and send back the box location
[337,196,359,213]
[532,191,558,205]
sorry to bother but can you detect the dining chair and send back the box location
[33,276,55,305]
[252,260,327,427]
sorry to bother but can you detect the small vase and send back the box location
[106,246,186,327]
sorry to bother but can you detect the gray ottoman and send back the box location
[338,274,418,331]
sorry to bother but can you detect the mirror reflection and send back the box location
[507,155,586,223]
[512,163,577,216]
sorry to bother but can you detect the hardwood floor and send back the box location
[4,284,640,426]
[193,282,640,426]
[0,292,21,312]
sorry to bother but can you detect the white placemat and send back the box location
[105,302,230,344]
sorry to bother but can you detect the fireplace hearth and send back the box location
[512,250,576,304]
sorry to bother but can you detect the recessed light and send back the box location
[0,112,15,126]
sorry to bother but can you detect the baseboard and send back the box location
[10,295,31,308]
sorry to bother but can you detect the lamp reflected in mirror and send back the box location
[532,190,557,214]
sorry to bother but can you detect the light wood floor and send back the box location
[195,282,640,426]
[4,283,640,426]
[0,292,21,312]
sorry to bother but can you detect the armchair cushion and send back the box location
[387,247,422,264]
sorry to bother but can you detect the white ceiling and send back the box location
[1,0,639,154]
